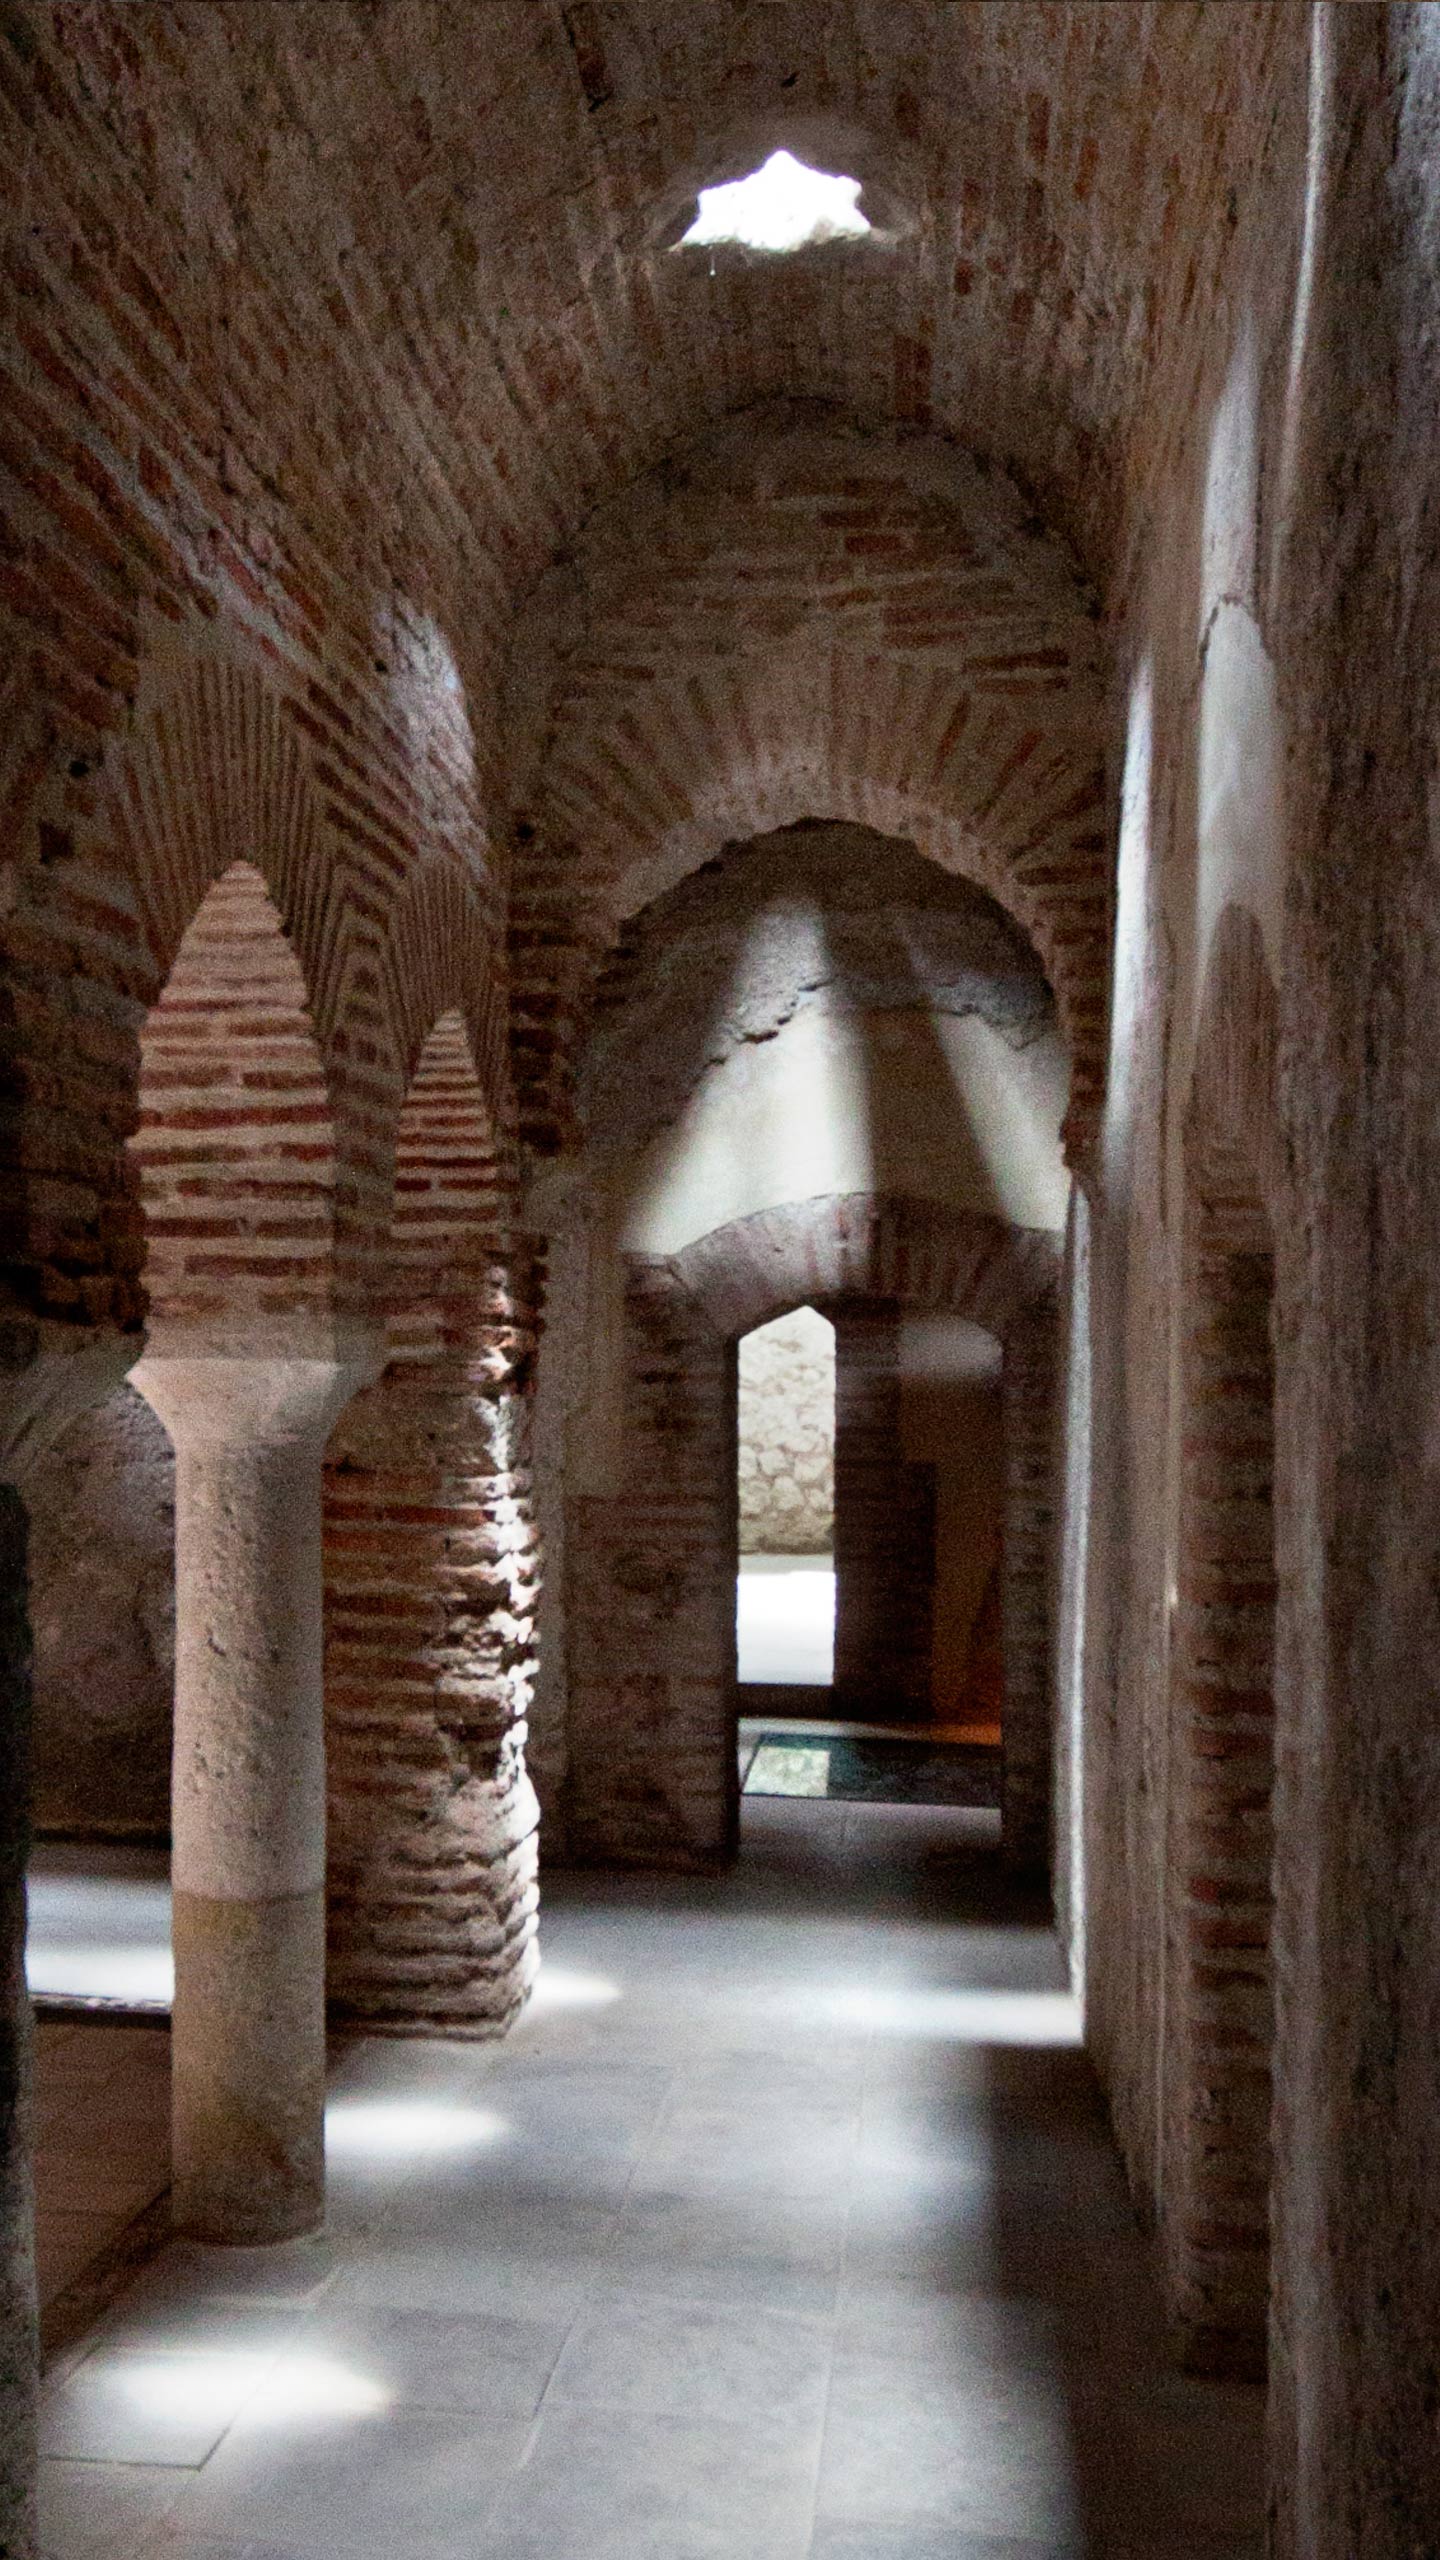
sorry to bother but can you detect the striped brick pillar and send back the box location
[323,1276,541,2035]
[565,1265,737,1870]
[831,1308,936,1719]
[130,1352,369,2244]
[1001,1309,1058,1875]
[323,1018,542,2034]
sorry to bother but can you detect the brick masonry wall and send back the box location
[0,0,1287,1357]
[566,1264,738,1872]
[561,1194,1057,1871]
[1165,1199,1275,2379]
[506,411,1108,1169]
[1002,1307,1059,1877]
[131,859,337,1344]
[831,1308,935,1717]
[0,12,1357,2549]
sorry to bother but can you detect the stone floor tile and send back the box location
[41,2342,279,2467]
[817,2352,1080,2544]
[152,2394,531,2557]
[546,2289,832,2428]
[477,2403,817,2559]
[603,2184,847,2318]
[324,2234,603,2326]
[38,2456,188,2560]
[120,2237,341,2314]
[809,2530,1079,2560]
[282,2301,571,2419]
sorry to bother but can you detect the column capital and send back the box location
[129,1338,381,1448]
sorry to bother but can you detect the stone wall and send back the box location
[26,1386,172,1840]
[736,1306,834,1554]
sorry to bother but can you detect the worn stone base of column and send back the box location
[171,1885,326,2244]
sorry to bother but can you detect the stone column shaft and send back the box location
[130,1355,366,2245]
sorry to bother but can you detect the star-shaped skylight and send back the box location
[678,150,872,255]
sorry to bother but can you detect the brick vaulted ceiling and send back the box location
[0,1,1300,1316]
[33,1,1295,621]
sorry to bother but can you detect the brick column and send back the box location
[832,1308,936,1719]
[324,1255,542,2036]
[1001,1308,1058,1875]
[566,1264,737,1870]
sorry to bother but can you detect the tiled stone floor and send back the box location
[37,1800,1264,2559]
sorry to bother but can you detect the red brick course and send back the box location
[324,1013,540,2035]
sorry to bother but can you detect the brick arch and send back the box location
[505,411,1108,1173]
[1165,903,1280,2380]
[386,1009,504,1336]
[110,653,389,1319]
[324,1004,540,2038]
[669,1191,1059,1345]
[565,1189,1060,1876]
[130,859,337,1344]
[378,854,515,1184]
[115,657,329,1020]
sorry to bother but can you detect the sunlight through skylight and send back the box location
[679,150,871,254]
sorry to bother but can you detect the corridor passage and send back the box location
[38,1804,1261,2560]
